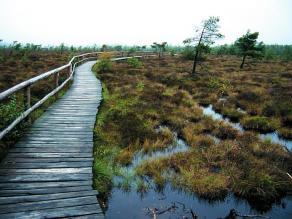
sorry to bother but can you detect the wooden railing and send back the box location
[0,51,156,140]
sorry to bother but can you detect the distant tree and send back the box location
[184,16,223,75]
[59,43,65,54]
[114,45,123,51]
[128,47,137,56]
[235,31,264,69]
[152,42,167,58]
[101,44,107,52]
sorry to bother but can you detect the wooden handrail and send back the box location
[0,51,157,140]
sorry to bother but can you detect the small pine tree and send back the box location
[184,16,223,75]
[235,31,264,69]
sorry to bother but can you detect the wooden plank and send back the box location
[0,181,91,190]
[7,153,93,158]
[0,196,101,214]
[0,190,98,205]
[0,204,102,219]
[13,144,93,148]
[0,173,92,182]
[0,185,93,196]
[2,157,94,163]
[10,147,92,153]
[0,162,92,169]
[0,167,92,174]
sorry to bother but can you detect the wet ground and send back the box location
[100,130,292,218]
[202,104,292,150]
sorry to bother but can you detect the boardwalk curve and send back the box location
[0,61,103,218]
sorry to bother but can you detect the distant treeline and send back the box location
[211,44,292,60]
[0,41,291,61]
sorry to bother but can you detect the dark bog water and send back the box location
[202,105,292,150]
[104,185,292,219]
[100,134,292,218]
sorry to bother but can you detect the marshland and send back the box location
[1,0,292,218]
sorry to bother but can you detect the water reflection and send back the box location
[103,184,292,219]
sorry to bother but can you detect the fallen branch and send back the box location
[146,208,158,219]
[190,209,198,219]
[176,201,198,219]
[157,203,177,215]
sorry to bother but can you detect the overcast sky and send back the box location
[0,0,291,46]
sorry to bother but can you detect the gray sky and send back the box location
[0,0,291,46]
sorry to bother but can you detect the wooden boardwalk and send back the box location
[0,61,104,218]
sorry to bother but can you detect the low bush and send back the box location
[181,46,195,60]
[93,53,113,73]
[241,116,280,133]
[127,57,142,68]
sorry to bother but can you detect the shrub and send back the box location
[241,116,280,133]
[0,96,24,130]
[127,57,142,68]
[93,53,112,73]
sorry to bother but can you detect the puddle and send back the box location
[201,104,292,150]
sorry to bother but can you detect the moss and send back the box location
[241,116,281,133]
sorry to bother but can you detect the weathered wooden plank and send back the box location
[0,167,92,174]
[0,204,102,219]
[0,161,92,169]
[0,185,93,196]
[2,157,94,163]
[13,143,93,148]
[0,173,92,182]
[0,196,101,214]
[7,153,92,158]
[0,181,91,190]
[0,190,98,205]
[10,147,92,153]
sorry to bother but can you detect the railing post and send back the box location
[25,85,31,124]
[54,72,59,100]
[26,86,31,109]
[68,64,72,78]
